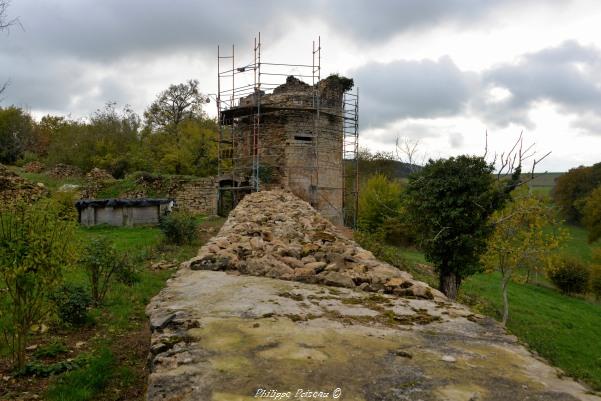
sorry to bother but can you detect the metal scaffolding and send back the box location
[216,34,359,226]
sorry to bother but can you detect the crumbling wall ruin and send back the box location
[186,190,442,299]
[0,164,47,207]
[102,174,218,216]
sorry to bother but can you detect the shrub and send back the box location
[159,210,198,245]
[50,284,92,326]
[0,200,77,369]
[114,254,141,286]
[52,190,79,221]
[358,174,403,233]
[81,238,130,306]
[33,341,69,358]
[547,257,591,295]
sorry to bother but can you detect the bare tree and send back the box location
[484,130,551,188]
[1,0,19,98]
[395,136,426,174]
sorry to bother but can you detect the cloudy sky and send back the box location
[2,0,601,171]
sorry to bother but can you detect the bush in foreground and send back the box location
[159,210,198,245]
[81,237,131,306]
[50,284,92,327]
[0,200,77,369]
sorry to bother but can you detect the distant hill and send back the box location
[351,158,564,190]
[347,158,420,181]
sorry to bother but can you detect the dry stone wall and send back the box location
[186,190,444,300]
[171,177,217,215]
[83,173,218,216]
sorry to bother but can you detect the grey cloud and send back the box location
[316,0,566,42]
[2,0,288,62]
[351,56,478,128]
[476,41,601,131]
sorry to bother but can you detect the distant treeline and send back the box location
[0,80,219,178]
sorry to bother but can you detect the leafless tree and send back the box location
[395,136,426,174]
[484,130,551,188]
[1,0,19,98]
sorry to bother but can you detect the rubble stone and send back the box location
[189,190,446,301]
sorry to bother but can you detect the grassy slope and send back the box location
[387,226,601,392]
[461,272,601,390]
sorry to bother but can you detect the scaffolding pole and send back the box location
[216,35,359,225]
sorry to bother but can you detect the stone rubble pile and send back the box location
[185,190,445,301]
[0,164,47,206]
[23,161,45,173]
[47,163,82,179]
[80,168,115,198]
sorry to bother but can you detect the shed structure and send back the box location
[76,198,174,227]
[216,35,359,226]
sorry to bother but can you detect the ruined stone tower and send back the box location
[219,75,353,224]
[216,36,358,226]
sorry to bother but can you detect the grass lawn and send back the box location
[13,170,85,191]
[0,217,225,401]
[560,224,597,262]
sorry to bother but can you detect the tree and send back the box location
[0,106,34,164]
[580,186,601,243]
[144,79,209,136]
[405,155,510,299]
[358,174,403,232]
[45,103,140,176]
[481,187,564,325]
[552,163,601,224]
[0,200,77,369]
[1,0,19,97]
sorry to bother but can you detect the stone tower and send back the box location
[219,75,353,224]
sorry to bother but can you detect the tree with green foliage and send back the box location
[144,79,209,136]
[580,186,601,244]
[405,155,511,299]
[0,200,77,368]
[358,174,403,232]
[552,163,601,224]
[482,187,564,325]
[0,106,34,164]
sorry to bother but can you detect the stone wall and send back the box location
[171,177,217,215]
[83,173,218,216]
